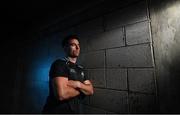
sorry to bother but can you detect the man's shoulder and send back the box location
[52,58,67,65]
[77,64,84,69]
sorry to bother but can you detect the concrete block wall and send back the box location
[75,1,157,113]
[13,0,161,113]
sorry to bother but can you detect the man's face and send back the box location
[66,38,80,58]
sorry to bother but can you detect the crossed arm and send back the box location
[67,80,94,95]
[52,77,94,101]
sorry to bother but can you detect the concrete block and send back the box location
[105,1,148,30]
[88,69,106,88]
[88,27,125,51]
[90,88,128,113]
[79,36,89,53]
[129,93,157,113]
[78,50,105,68]
[128,68,156,94]
[76,17,104,37]
[106,44,154,67]
[76,18,104,52]
[106,68,127,90]
[126,21,151,45]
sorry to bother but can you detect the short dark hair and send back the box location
[61,34,80,48]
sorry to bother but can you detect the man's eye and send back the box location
[70,44,76,46]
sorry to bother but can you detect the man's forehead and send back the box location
[69,38,79,43]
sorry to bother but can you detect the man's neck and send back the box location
[67,57,77,64]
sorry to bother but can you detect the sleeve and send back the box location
[49,59,69,79]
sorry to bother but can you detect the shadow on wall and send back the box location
[150,0,180,113]
[12,34,66,113]
[165,26,180,112]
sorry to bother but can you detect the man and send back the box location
[42,35,94,113]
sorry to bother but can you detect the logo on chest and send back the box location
[70,68,76,74]
[69,68,85,81]
[81,71,84,77]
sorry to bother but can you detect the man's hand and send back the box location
[83,80,92,85]
[67,80,94,95]
[67,80,81,89]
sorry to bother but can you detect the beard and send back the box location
[69,51,79,58]
[69,55,78,58]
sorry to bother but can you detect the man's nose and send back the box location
[76,45,80,49]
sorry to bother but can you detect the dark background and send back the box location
[1,0,180,113]
[1,0,97,112]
